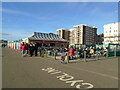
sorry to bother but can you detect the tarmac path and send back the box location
[2,48,118,89]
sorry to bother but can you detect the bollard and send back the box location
[84,51,86,62]
[45,51,48,57]
[106,51,108,58]
[54,52,57,60]
[114,47,117,57]
[95,51,99,60]
[52,52,54,56]
[41,50,45,57]
[39,51,41,57]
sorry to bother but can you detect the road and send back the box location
[2,48,119,89]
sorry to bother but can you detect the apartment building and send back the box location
[96,33,104,44]
[57,29,70,41]
[69,29,74,45]
[57,24,97,45]
[72,24,97,44]
[104,22,120,44]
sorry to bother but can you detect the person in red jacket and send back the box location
[20,42,26,57]
[68,46,74,60]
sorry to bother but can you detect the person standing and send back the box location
[34,43,39,56]
[29,43,35,57]
[68,46,74,60]
[38,46,42,56]
[61,50,67,64]
[20,42,27,57]
[41,47,45,57]
[64,47,68,52]
[25,43,29,56]
[89,47,95,57]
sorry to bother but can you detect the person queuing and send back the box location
[38,46,42,56]
[103,47,108,56]
[89,47,95,57]
[68,46,74,60]
[25,43,29,56]
[20,42,27,57]
[64,47,68,52]
[29,43,35,57]
[34,43,39,56]
[41,47,45,57]
[85,47,91,58]
[75,47,79,58]
[61,49,67,64]
[1,44,6,48]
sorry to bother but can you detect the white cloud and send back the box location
[1,8,50,20]
[0,32,12,36]
[1,8,29,15]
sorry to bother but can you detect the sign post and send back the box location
[96,51,99,60]
[84,51,86,62]
[114,46,117,57]
[54,52,57,60]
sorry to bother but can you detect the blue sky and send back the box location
[1,2,118,41]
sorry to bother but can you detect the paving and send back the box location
[2,48,119,89]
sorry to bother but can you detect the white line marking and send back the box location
[42,57,118,80]
[65,65,118,80]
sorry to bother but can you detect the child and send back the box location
[61,50,67,64]
[65,52,69,63]
[41,47,45,57]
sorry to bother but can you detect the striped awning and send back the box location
[28,32,68,42]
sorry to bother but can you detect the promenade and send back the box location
[2,48,118,89]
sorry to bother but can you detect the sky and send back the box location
[1,2,118,41]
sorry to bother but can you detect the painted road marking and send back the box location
[66,80,83,86]
[65,65,118,80]
[41,57,118,80]
[42,67,94,89]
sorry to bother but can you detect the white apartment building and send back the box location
[104,22,120,44]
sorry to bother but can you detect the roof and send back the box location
[104,22,120,25]
[56,28,69,31]
[73,24,97,28]
[28,32,68,42]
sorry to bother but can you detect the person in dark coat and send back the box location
[29,43,35,57]
[34,43,39,56]
[25,43,29,56]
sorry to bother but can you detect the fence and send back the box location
[75,44,120,57]
[5,42,120,63]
